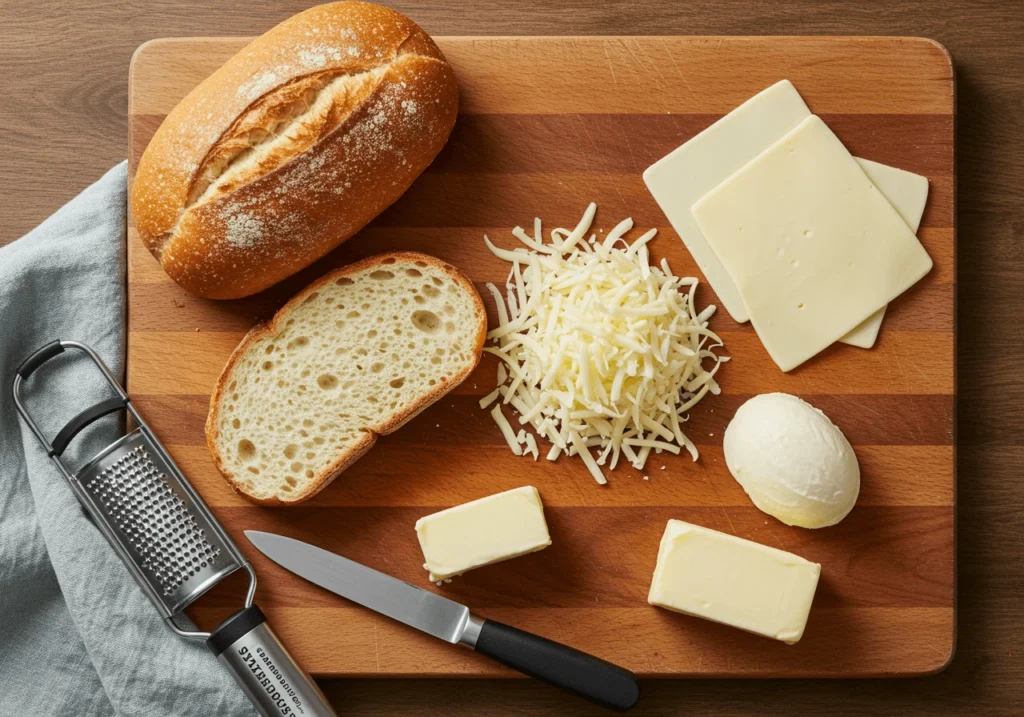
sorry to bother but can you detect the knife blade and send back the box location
[245,530,639,713]
[245,530,471,642]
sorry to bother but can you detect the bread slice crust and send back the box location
[206,251,486,505]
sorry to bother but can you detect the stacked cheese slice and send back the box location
[644,81,933,372]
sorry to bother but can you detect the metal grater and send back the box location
[13,341,336,717]
[76,433,238,617]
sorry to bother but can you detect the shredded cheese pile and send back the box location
[480,203,728,484]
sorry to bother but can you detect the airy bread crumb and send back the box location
[206,252,486,504]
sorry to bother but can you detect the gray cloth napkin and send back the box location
[0,163,255,717]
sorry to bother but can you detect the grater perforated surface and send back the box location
[77,429,241,616]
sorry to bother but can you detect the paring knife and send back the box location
[245,530,640,712]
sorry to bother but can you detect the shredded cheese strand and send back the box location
[491,405,523,456]
[483,203,726,483]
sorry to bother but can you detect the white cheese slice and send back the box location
[691,115,933,372]
[414,486,552,582]
[643,80,809,323]
[842,159,930,347]
[648,520,821,644]
[643,80,929,349]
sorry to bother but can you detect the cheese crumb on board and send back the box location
[481,204,727,483]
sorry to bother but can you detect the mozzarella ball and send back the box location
[723,393,859,529]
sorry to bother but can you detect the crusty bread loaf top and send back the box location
[205,251,486,504]
[131,2,458,299]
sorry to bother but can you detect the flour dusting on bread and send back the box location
[224,211,266,249]
[131,2,459,299]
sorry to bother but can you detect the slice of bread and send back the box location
[206,252,486,504]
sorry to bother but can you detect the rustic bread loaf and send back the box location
[131,2,458,299]
[206,252,486,504]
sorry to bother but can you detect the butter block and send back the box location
[648,520,820,644]
[415,486,552,582]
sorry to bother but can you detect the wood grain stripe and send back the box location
[128,279,953,334]
[132,393,954,446]
[379,172,953,229]
[189,605,954,677]
[442,113,954,177]
[167,443,953,508]
[197,506,951,610]
[130,37,953,116]
[127,226,956,286]
[130,112,953,177]
[122,159,956,230]
[127,330,954,395]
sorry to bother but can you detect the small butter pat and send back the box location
[648,520,820,644]
[415,486,551,582]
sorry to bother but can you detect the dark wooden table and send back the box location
[2,1,1021,714]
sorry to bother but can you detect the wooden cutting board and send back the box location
[128,36,954,678]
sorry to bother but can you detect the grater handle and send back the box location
[13,340,130,463]
[209,606,337,717]
[51,397,129,456]
[16,340,64,379]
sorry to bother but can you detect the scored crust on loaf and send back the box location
[206,252,486,504]
[131,2,458,298]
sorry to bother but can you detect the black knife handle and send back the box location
[474,619,640,712]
